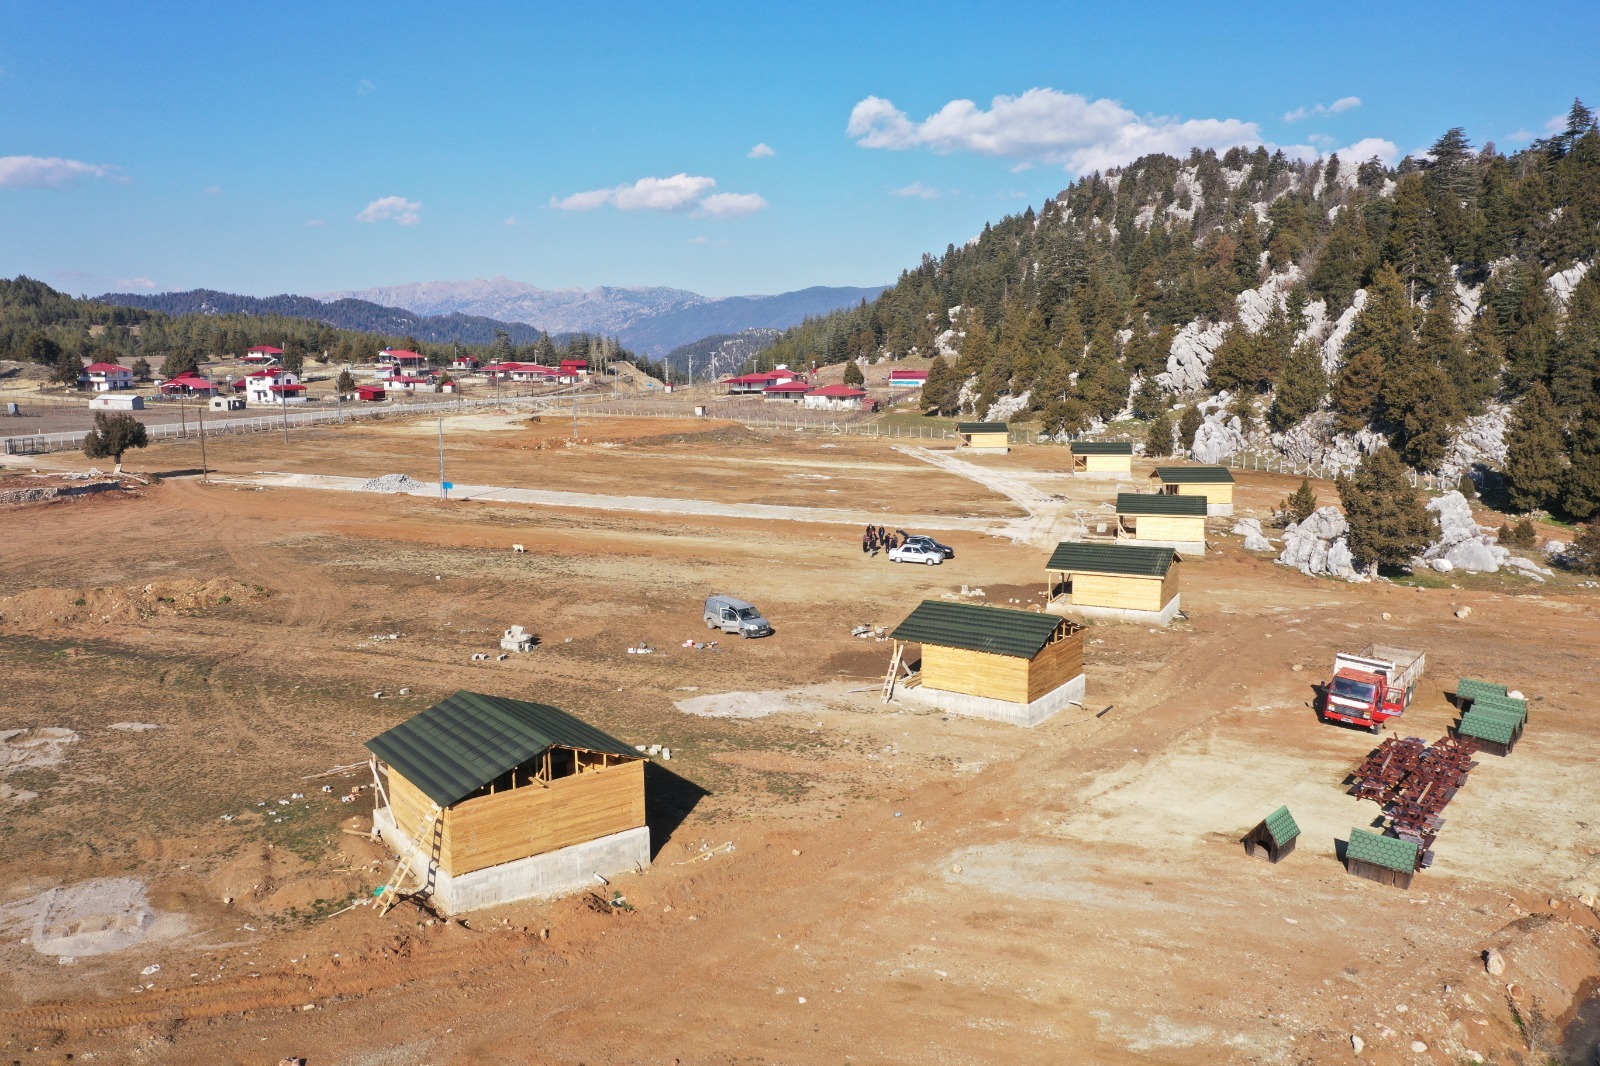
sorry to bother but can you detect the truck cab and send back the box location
[1322,645,1424,732]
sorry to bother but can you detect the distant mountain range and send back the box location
[94,289,552,347]
[315,278,886,355]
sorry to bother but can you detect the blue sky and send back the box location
[1,1,1594,299]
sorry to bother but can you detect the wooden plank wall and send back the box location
[388,770,454,869]
[1160,565,1181,608]
[1176,483,1234,504]
[923,645,1031,703]
[1070,572,1163,612]
[965,432,1010,449]
[1027,630,1085,702]
[1128,515,1207,543]
[445,759,645,876]
[1083,455,1131,473]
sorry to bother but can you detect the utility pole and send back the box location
[571,386,578,440]
[438,417,447,499]
[280,385,291,445]
[197,397,209,483]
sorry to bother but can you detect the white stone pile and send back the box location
[1419,492,1507,573]
[1276,506,1361,581]
[1230,517,1274,552]
[360,473,429,493]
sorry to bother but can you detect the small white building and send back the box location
[89,393,144,410]
[383,375,435,394]
[210,395,246,411]
[802,384,868,411]
[81,362,135,392]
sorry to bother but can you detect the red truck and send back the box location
[1321,645,1426,733]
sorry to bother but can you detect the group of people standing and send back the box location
[862,525,909,556]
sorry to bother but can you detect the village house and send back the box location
[723,369,796,395]
[1115,493,1207,553]
[90,393,144,411]
[80,361,135,392]
[1045,541,1183,625]
[244,368,306,405]
[377,348,429,369]
[366,690,650,914]
[889,600,1086,727]
[956,421,1010,453]
[1069,440,1134,475]
[1151,465,1236,516]
[241,345,283,364]
[802,383,868,411]
[762,381,813,403]
[887,367,928,389]
[157,373,217,396]
[383,374,434,394]
[449,354,483,372]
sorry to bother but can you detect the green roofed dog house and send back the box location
[889,600,1085,727]
[1242,806,1301,863]
[366,691,649,914]
[1045,541,1183,625]
[1345,828,1420,889]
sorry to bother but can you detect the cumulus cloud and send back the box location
[891,181,944,200]
[1283,96,1363,123]
[697,191,768,218]
[115,277,158,290]
[357,79,377,95]
[747,143,775,158]
[0,155,121,189]
[356,195,421,225]
[552,173,765,218]
[847,89,1264,173]
[1333,137,1400,165]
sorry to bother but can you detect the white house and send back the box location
[244,368,307,405]
[241,345,283,364]
[383,374,435,394]
[90,393,144,410]
[802,384,868,411]
[81,362,135,392]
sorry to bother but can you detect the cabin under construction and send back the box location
[1069,440,1133,475]
[888,599,1085,726]
[1151,465,1236,515]
[1045,541,1182,625]
[366,690,649,914]
[1115,493,1208,553]
[955,422,1010,453]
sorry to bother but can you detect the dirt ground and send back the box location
[1,410,1598,1065]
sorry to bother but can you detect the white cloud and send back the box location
[1307,133,1336,146]
[1544,113,1568,133]
[357,79,377,96]
[503,215,518,226]
[848,89,1264,173]
[115,276,158,290]
[1284,96,1363,122]
[891,181,944,200]
[697,191,767,218]
[747,143,775,158]
[1506,128,1535,143]
[0,155,120,189]
[356,195,421,225]
[552,174,764,218]
[204,184,221,195]
[306,219,326,227]
[687,235,711,244]
[1334,137,1400,165]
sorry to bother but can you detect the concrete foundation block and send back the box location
[1119,537,1207,555]
[1047,594,1181,626]
[1207,503,1234,517]
[902,673,1085,727]
[373,810,650,915]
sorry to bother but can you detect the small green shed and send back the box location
[1242,806,1300,863]
[1346,828,1419,889]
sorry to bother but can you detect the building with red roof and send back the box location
[723,369,797,395]
[242,345,284,364]
[244,368,305,405]
[888,367,929,387]
[80,361,135,392]
[762,380,813,402]
[378,348,428,366]
[803,383,870,411]
[159,374,217,396]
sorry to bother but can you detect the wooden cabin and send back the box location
[1069,440,1134,475]
[889,600,1084,726]
[956,421,1010,453]
[1345,828,1419,889]
[1045,541,1182,624]
[1242,806,1300,863]
[1151,465,1236,515]
[1115,493,1207,552]
[366,691,649,913]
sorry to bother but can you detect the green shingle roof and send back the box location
[1069,441,1134,455]
[1469,694,1528,721]
[366,691,640,808]
[1458,714,1518,745]
[1154,465,1235,484]
[1348,828,1420,873]
[1457,678,1508,702]
[1116,492,1207,517]
[891,599,1072,659]
[1264,805,1301,846]
[957,422,1008,434]
[1047,541,1177,577]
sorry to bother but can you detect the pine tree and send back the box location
[1504,273,1558,393]
[1309,206,1375,313]
[1269,340,1328,430]
[1131,375,1165,421]
[923,356,960,416]
[1143,411,1173,457]
[82,411,149,474]
[1331,348,1385,433]
[1561,399,1600,519]
[1343,265,1417,375]
[1337,447,1439,576]
[1383,175,1444,301]
[1550,272,1600,413]
[843,360,864,386]
[336,369,356,395]
[130,357,151,381]
[1387,362,1456,471]
[1178,406,1203,450]
[1503,383,1567,512]
[1282,478,1318,524]
[1569,519,1600,574]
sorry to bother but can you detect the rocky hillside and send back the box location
[762,101,1600,515]
[660,328,781,381]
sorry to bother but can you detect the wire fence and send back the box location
[1223,447,1448,490]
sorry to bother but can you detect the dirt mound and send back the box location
[0,577,260,628]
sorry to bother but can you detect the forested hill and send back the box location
[760,100,1600,514]
[95,289,548,346]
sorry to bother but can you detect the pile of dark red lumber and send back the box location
[1348,734,1479,865]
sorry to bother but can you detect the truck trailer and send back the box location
[1322,645,1426,733]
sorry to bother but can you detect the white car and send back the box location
[888,543,944,565]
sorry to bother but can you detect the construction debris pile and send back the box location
[360,473,430,493]
[1348,734,1481,872]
